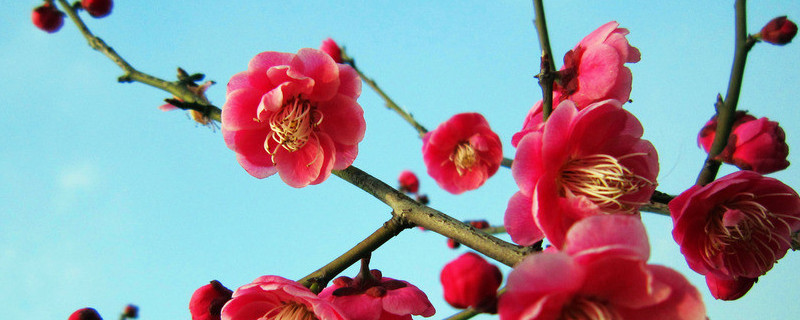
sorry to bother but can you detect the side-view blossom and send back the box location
[506,99,658,248]
[32,2,65,33]
[499,215,706,320]
[670,170,800,300]
[698,111,790,174]
[319,269,435,320]
[397,170,420,194]
[440,252,502,313]
[758,16,797,45]
[320,38,344,63]
[69,308,103,320]
[222,48,365,187]
[422,113,503,194]
[221,275,347,320]
[190,280,234,320]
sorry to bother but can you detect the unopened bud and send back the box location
[32,3,65,33]
[758,16,797,45]
[81,0,113,18]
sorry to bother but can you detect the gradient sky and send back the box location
[3,1,800,319]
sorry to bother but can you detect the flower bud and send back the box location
[468,220,490,229]
[416,194,430,205]
[32,3,64,33]
[398,170,420,194]
[446,238,460,249]
[122,304,138,318]
[698,111,789,174]
[440,252,502,313]
[81,0,113,18]
[68,308,103,320]
[320,38,343,63]
[759,16,797,45]
[189,280,233,320]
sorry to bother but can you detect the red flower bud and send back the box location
[440,252,502,313]
[446,238,460,249]
[320,38,343,63]
[759,16,797,45]
[81,0,113,18]
[122,304,138,318]
[189,280,233,320]
[698,111,789,174]
[68,308,103,320]
[416,194,430,205]
[32,3,64,33]
[398,170,420,194]
[468,220,490,229]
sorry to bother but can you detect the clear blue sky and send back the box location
[2,1,800,319]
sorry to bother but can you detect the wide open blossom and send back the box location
[422,113,503,194]
[511,21,640,147]
[697,111,789,174]
[670,170,800,300]
[222,48,365,187]
[498,215,705,320]
[505,99,658,248]
[221,275,347,320]
[319,269,435,320]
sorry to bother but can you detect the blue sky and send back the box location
[3,1,800,319]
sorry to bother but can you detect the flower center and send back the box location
[266,97,323,156]
[450,141,478,175]
[558,153,654,213]
[561,296,620,320]
[267,301,319,320]
[703,192,796,274]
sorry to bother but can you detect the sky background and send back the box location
[3,1,800,319]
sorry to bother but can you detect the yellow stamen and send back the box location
[562,296,620,320]
[558,153,654,213]
[450,141,478,175]
[265,97,324,164]
[266,301,319,320]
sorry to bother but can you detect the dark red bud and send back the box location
[81,0,113,18]
[759,16,797,45]
[122,304,138,318]
[447,238,460,249]
[68,308,103,320]
[32,3,65,33]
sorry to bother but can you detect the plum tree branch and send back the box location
[56,0,221,122]
[532,0,557,120]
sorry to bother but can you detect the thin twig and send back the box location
[532,0,557,120]
[56,0,221,122]
[695,0,755,185]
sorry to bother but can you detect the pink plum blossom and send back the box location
[506,99,658,248]
[697,111,789,174]
[222,48,365,187]
[440,252,502,313]
[422,113,503,194]
[319,269,435,320]
[190,280,233,320]
[670,170,800,300]
[498,215,706,320]
[221,275,347,320]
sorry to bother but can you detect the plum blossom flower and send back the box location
[498,215,706,320]
[320,38,344,63]
[506,99,658,248]
[670,170,800,300]
[397,170,420,194]
[440,252,502,313]
[758,16,797,45]
[221,275,347,320]
[422,113,503,194]
[319,269,435,320]
[698,111,789,174]
[222,48,365,187]
[69,308,103,320]
[190,280,233,320]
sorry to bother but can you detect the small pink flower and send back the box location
[498,215,706,320]
[320,38,344,63]
[506,99,658,248]
[81,0,113,18]
[440,252,502,313]
[397,170,420,194]
[190,280,233,320]
[32,3,64,33]
[670,170,800,300]
[222,48,365,187]
[319,270,435,320]
[69,308,103,320]
[759,16,797,45]
[698,111,790,174]
[422,113,503,194]
[221,275,347,320]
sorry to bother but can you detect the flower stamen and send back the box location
[558,153,654,213]
[266,301,319,320]
[265,97,324,163]
[562,296,620,320]
[450,141,478,176]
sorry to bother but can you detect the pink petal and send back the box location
[222,88,265,131]
[382,282,436,317]
[565,215,650,262]
[273,135,326,188]
[337,64,362,98]
[620,265,706,319]
[316,94,366,146]
[292,48,340,101]
[504,191,544,246]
